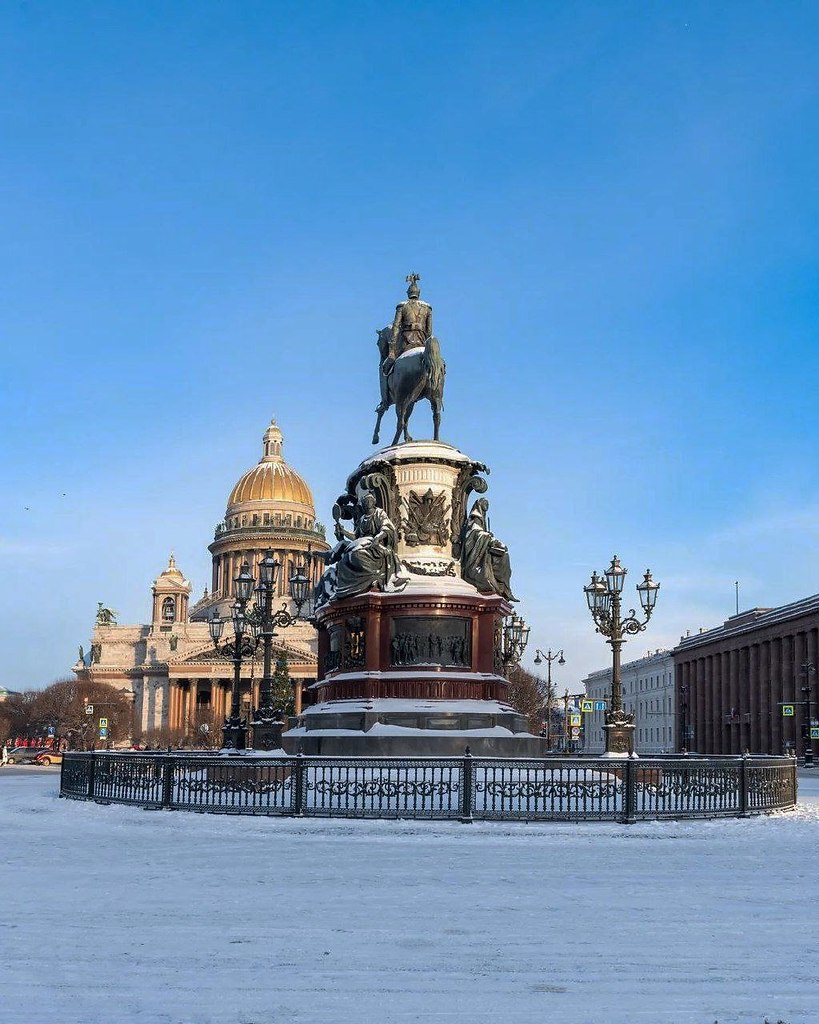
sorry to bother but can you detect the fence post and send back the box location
[87,752,97,801]
[623,756,636,824]
[739,754,750,817]
[161,754,174,809]
[460,747,474,823]
[293,753,305,816]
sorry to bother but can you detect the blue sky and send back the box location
[2,2,819,690]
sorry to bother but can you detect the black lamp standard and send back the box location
[248,552,311,750]
[584,556,660,756]
[208,562,258,751]
[801,661,816,767]
[501,615,530,670]
[209,551,313,751]
[533,648,565,748]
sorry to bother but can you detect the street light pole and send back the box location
[533,648,565,749]
[801,660,816,767]
[249,552,311,750]
[208,561,258,751]
[500,615,530,671]
[584,556,660,757]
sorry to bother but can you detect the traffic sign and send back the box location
[811,727,819,740]
[569,713,582,728]
[594,700,607,711]
[47,726,55,737]
[85,704,93,716]
[782,705,795,717]
[99,727,108,739]
[580,700,594,714]
[570,726,581,739]
[99,717,108,729]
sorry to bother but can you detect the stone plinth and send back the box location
[282,441,546,757]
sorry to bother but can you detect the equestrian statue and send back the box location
[372,274,446,447]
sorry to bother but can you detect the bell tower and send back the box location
[150,553,192,633]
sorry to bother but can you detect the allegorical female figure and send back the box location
[460,498,516,602]
[315,493,406,606]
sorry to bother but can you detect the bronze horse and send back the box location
[372,326,446,446]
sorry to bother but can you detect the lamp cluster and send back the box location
[209,549,312,751]
[501,614,530,668]
[583,555,660,757]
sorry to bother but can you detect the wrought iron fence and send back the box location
[59,751,797,822]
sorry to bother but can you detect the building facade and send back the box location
[581,650,676,754]
[674,596,819,756]
[74,419,329,740]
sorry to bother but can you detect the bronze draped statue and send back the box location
[460,498,517,602]
[372,274,446,447]
[314,492,408,608]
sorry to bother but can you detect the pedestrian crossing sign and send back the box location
[580,700,594,713]
[569,713,582,727]
[811,727,819,740]
[782,705,795,717]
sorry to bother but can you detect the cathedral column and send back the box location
[293,677,303,717]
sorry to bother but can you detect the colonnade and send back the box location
[677,625,819,754]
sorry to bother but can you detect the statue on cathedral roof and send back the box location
[372,274,446,447]
[95,602,118,626]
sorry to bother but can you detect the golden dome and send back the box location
[227,419,315,511]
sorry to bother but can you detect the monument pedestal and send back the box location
[282,441,545,757]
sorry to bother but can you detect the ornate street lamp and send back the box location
[208,561,259,751]
[209,551,314,751]
[501,614,530,669]
[801,661,816,767]
[246,550,312,750]
[584,556,660,757]
[533,648,565,749]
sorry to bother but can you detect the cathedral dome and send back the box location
[226,419,315,513]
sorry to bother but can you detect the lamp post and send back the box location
[801,661,816,767]
[208,562,257,751]
[501,614,530,670]
[208,551,311,751]
[584,556,660,757]
[248,552,311,750]
[533,648,565,748]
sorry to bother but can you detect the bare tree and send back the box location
[31,678,135,749]
[506,665,552,733]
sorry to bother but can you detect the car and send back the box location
[6,747,52,765]
[35,750,63,766]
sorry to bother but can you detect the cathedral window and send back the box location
[162,597,176,622]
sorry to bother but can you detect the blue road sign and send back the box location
[594,700,607,711]
[99,727,108,739]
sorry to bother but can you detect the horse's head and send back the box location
[375,325,392,360]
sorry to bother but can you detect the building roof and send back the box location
[227,419,314,511]
[677,593,819,653]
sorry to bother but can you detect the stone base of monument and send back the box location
[296,437,545,758]
[282,698,546,757]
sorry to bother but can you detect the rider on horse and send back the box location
[382,273,433,378]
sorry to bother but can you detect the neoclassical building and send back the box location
[581,649,677,755]
[74,419,329,739]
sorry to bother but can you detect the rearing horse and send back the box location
[372,326,446,446]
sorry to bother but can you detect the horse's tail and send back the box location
[422,335,446,400]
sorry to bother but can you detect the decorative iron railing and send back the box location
[59,752,797,822]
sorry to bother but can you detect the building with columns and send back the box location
[581,650,676,755]
[74,419,329,741]
[674,596,819,756]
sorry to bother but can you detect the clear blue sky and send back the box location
[2,2,818,690]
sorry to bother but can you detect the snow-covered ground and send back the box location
[2,768,818,1024]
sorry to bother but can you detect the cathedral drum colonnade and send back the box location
[73,421,329,738]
